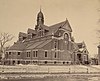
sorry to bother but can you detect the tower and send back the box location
[37,9,44,25]
[35,9,45,36]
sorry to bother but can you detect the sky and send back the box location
[0,0,100,57]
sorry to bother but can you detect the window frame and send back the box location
[32,51,38,57]
[45,51,48,57]
[27,52,31,57]
[9,52,11,55]
[18,52,21,56]
[64,33,69,41]
[54,52,57,58]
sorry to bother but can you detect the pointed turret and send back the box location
[37,8,44,25]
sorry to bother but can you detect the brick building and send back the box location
[4,10,89,65]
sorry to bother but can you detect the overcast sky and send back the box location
[0,0,100,57]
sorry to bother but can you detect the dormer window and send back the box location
[28,33,35,39]
[38,29,44,37]
[23,37,26,40]
[44,29,49,33]
[19,32,27,41]
[28,33,32,39]
[58,32,61,36]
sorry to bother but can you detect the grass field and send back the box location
[0,65,100,73]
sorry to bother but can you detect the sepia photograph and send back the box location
[0,0,100,81]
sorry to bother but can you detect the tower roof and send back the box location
[37,10,44,18]
[37,9,44,25]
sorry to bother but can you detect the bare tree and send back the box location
[0,33,14,59]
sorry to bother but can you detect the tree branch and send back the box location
[0,32,14,53]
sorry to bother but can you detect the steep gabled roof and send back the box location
[48,20,72,35]
[77,43,83,48]
[26,39,52,50]
[26,41,44,50]
[76,42,86,49]
[8,41,26,51]
[19,32,27,37]
[75,42,89,53]
[40,24,49,30]
[72,42,79,51]
[36,39,52,48]
[7,18,73,51]
[27,28,36,34]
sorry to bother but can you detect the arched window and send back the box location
[64,33,69,41]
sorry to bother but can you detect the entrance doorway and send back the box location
[77,54,82,64]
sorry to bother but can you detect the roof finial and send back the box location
[40,5,41,12]
[66,18,68,21]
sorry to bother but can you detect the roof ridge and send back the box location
[49,20,66,27]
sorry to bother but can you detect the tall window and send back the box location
[45,51,47,57]
[64,33,69,41]
[27,52,30,57]
[32,51,38,57]
[55,52,57,58]
[18,52,20,55]
[9,52,11,55]
[6,52,8,58]
[36,51,37,57]
[54,41,57,49]
[40,30,44,36]
[71,54,72,58]
[33,51,35,57]
[38,28,44,37]
[28,33,32,39]
[64,33,69,50]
